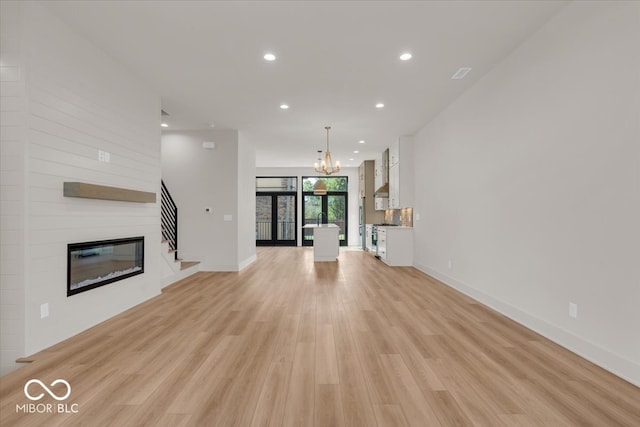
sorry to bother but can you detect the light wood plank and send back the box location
[316,324,340,385]
[282,342,315,427]
[1,247,638,427]
[315,384,345,427]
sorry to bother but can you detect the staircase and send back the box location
[161,180,199,286]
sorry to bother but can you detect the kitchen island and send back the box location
[302,224,339,262]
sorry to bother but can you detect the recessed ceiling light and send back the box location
[264,53,276,61]
[353,150,359,154]
[400,52,412,61]
[349,158,355,161]
[451,67,472,79]
[161,123,168,128]
[208,123,216,128]
[359,140,365,144]
[280,104,289,110]
[375,103,384,109]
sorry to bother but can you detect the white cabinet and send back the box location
[375,197,389,210]
[389,142,400,167]
[374,150,390,211]
[376,227,388,259]
[365,224,373,252]
[374,153,383,190]
[389,163,400,209]
[303,225,339,262]
[388,136,414,209]
[376,227,413,266]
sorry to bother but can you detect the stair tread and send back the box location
[180,261,200,270]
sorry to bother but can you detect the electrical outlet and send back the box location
[569,302,578,318]
[448,260,452,269]
[40,303,49,319]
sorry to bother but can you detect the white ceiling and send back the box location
[43,0,567,167]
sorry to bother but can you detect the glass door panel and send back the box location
[328,195,346,245]
[303,195,322,245]
[256,195,272,242]
[302,194,347,246]
[256,193,297,246]
[277,195,296,242]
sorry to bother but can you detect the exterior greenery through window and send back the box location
[302,177,347,192]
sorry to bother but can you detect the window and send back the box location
[256,177,297,192]
[256,177,297,246]
[302,176,348,246]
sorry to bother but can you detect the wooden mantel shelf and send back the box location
[64,182,156,203]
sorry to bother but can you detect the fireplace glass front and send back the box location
[67,237,144,296]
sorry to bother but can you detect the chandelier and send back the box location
[314,126,341,175]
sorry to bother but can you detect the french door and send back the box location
[302,193,348,246]
[256,193,297,246]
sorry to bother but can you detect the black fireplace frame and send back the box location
[67,236,144,297]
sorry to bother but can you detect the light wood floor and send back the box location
[1,247,638,426]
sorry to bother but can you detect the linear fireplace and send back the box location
[67,237,144,296]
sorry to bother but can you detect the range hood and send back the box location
[374,148,390,198]
[374,182,389,198]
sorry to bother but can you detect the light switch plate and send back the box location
[224,214,232,221]
[40,303,49,319]
[569,302,578,318]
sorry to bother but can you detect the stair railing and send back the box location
[161,180,178,260]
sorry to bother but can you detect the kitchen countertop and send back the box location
[302,224,339,228]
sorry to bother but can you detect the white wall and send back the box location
[162,129,251,271]
[237,132,257,268]
[256,167,360,247]
[0,1,163,374]
[412,1,640,385]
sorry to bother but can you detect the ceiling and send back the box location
[43,1,568,167]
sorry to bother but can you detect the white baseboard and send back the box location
[238,253,257,271]
[414,262,640,387]
[200,254,257,272]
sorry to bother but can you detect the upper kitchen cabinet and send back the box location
[374,149,390,211]
[389,136,414,209]
[374,152,383,191]
[389,135,412,169]
[389,141,400,167]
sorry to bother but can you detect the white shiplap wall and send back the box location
[1,2,163,374]
[0,0,27,375]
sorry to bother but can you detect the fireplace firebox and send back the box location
[67,237,144,296]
